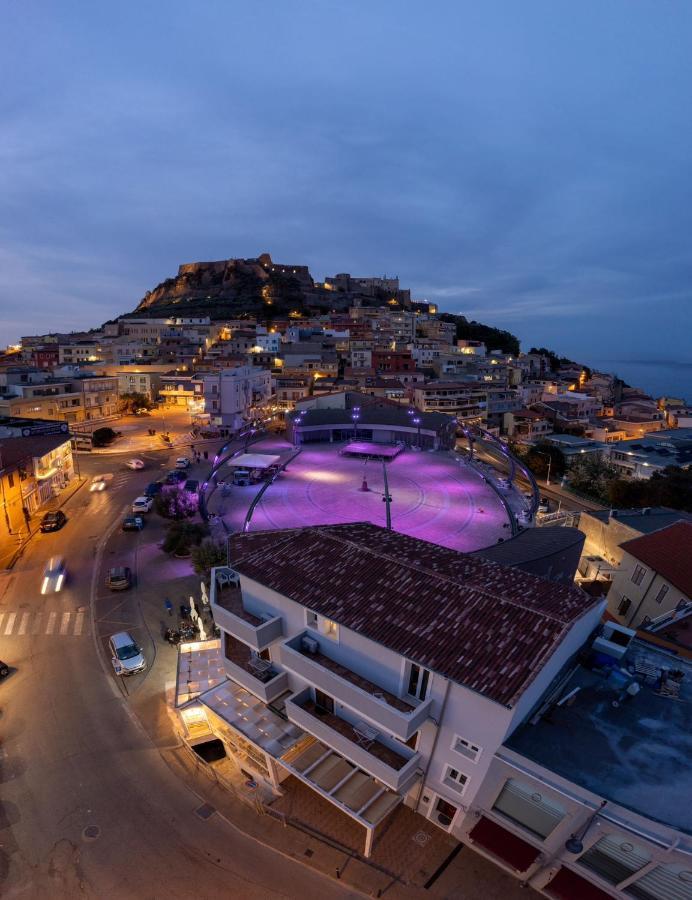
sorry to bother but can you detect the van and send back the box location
[232,469,251,486]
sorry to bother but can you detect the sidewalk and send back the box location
[0,475,87,571]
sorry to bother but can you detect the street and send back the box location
[0,446,354,899]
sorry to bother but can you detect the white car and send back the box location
[132,496,154,514]
[175,457,190,469]
[41,557,66,594]
[538,497,550,514]
[126,459,145,470]
[89,473,113,492]
[109,631,147,676]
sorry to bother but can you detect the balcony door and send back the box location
[429,795,459,832]
[314,689,334,715]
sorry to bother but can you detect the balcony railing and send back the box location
[285,688,420,793]
[223,635,289,703]
[278,634,432,741]
[210,567,283,651]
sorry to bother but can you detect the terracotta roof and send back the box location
[620,521,692,598]
[228,523,599,707]
[0,433,71,470]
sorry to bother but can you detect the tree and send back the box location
[91,427,116,447]
[523,442,567,479]
[154,489,198,520]
[567,455,619,503]
[191,538,227,581]
[118,392,152,415]
[608,466,692,512]
[162,521,208,556]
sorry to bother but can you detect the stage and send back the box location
[339,441,404,461]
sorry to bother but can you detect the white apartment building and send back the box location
[176,523,692,898]
[199,365,272,430]
[180,524,601,853]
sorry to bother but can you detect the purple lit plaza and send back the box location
[218,438,512,552]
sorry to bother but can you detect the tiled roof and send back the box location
[0,433,71,470]
[228,523,599,707]
[620,521,692,597]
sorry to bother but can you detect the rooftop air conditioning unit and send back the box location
[301,635,319,654]
[593,622,636,660]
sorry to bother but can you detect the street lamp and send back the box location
[565,801,607,855]
[351,409,360,441]
[533,449,552,485]
[413,416,421,450]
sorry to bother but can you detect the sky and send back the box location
[2,1,691,372]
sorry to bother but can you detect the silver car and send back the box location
[109,631,146,676]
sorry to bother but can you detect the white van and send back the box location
[232,469,251,486]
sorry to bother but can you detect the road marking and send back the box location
[74,611,85,636]
[46,611,57,634]
[0,613,4,632]
[18,612,29,635]
[60,612,71,635]
[4,612,16,635]
[32,614,42,635]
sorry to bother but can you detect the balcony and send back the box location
[278,634,432,741]
[210,567,283,651]
[223,635,289,704]
[285,688,421,792]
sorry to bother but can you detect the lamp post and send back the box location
[565,801,607,855]
[413,416,421,450]
[533,449,552,485]
[351,407,360,441]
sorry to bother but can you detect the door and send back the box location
[314,689,334,714]
[429,796,459,831]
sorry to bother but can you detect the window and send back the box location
[7,471,14,489]
[452,735,482,763]
[578,834,650,886]
[314,689,334,714]
[407,663,430,700]
[653,585,669,606]
[618,597,632,616]
[632,565,647,586]
[626,863,692,899]
[305,610,318,629]
[442,765,469,795]
[492,779,565,839]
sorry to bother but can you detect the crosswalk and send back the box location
[0,609,86,637]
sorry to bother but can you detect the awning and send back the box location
[280,735,404,830]
[468,816,541,873]
[546,867,613,900]
[175,639,226,707]
[228,453,281,470]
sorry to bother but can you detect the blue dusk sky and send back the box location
[2,1,691,368]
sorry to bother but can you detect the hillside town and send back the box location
[1,254,691,899]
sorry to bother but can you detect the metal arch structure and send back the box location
[198,426,265,525]
[458,422,540,520]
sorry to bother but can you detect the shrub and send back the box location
[162,522,208,556]
[92,427,116,447]
[154,489,198,520]
[191,538,227,580]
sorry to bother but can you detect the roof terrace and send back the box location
[506,641,692,834]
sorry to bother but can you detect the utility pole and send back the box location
[381,459,392,530]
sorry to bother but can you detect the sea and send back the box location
[583,358,692,404]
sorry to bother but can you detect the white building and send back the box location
[199,365,272,430]
[180,523,603,861]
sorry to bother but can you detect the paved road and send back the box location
[0,449,353,899]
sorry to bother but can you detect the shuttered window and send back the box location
[626,863,692,900]
[491,779,565,839]
[578,834,650,885]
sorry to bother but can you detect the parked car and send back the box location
[122,516,144,532]
[164,470,187,485]
[144,481,163,498]
[132,496,154,514]
[106,566,132,591]
[109,631,146,676]
[175,457,191,469]
[41,557,66,594]
[126,459,145,470]
[183,479,199,495]
[40,510,67,532]
[0,660,9,678]
[538,497,550,514]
